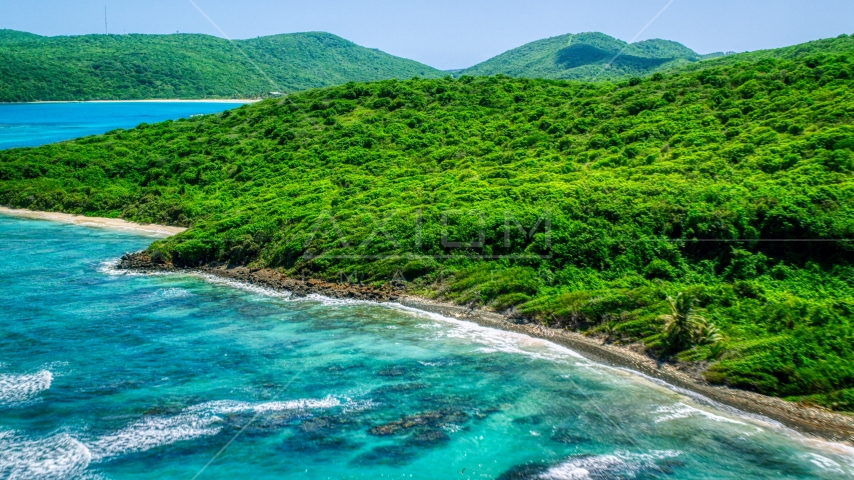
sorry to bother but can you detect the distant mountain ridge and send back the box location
[2,29,852,102]
[0,30,443,102]
[460,32,708,81]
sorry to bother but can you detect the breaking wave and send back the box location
[0,396,342,477]
[0,370,52,406]
[87,396,340,460]
[654,402,746,425]
[539,450,681,480]
[97,259,170,277]
[386,303,587,363]
[0,431,92,480]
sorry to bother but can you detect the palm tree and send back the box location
[659,293,721,354]
[696,322,723,347]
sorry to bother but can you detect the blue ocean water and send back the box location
[0,102,246,150]
[0,215,852,479]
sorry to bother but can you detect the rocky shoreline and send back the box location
[118,252,854,446]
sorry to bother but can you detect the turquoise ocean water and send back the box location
[1,216,853,479]
[0,102,244,150]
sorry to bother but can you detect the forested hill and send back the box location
[0,30,443,102]
[460,32,707,81]
[2,42,854,410]
[674,33,854,73]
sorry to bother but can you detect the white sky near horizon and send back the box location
[1,0,853,70]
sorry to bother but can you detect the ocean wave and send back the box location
[539,450,680,480]
[610,367,787,431]
[0,395,342,477]
[809,453,849,474]
[0,431,92,480]
[186,396,341,415]
[654,402,746,425]
[0,370,52,406]
[87,411,221,461]
[385,303,587,363]
[96,259,170,277]
[88,395,340,460]
[191,273,294,300]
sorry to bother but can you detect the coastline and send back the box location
[3,207,852,446]
[2,99,260,105]
[115,254,854,446]
[0,207,186,237]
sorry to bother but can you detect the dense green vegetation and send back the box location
[0,30,442,102]
[461,32,709,81]
[676,34,854,73]
[2,38,854,411]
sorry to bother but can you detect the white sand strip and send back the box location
[0,207,186,237]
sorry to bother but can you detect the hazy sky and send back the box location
[2,0,852,70]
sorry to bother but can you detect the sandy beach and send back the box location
[0,207,186,237]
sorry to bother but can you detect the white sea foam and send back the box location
[87,396,340,460]
[0,370,52,406]
[610,367,787,431]
[418,360,450,367]
[186,396,341,415]
[0,431,92,480]
[97,259,170,277]
[0,396,342,477]
[385,303,588,363]
[604,368,854,466]
[654,402,746,425]
[194,273,382,308]
[539,450,680,480]
[476,347,498,354]
[801,440,854,470]
[340,398,379,414]
[87,411,220,461]
[193,273,294,300]
[809,453,847,474]
[155,287,192,298]
[413,323,443,330]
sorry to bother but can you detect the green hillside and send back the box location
[0,30,443,102]
[461,32,704,81]
[675,33,854,72]
[2,40,854,410]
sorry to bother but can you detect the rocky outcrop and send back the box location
[199,264,405,302]
[117,252,404,302]
[118,251,177,271]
